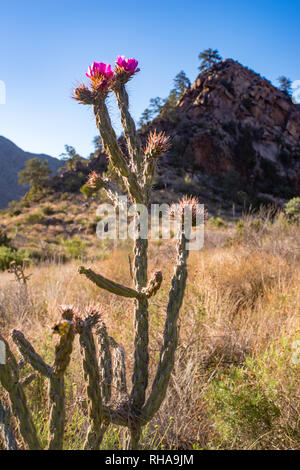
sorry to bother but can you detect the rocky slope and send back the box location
[0,136,61,208]
[147,59,300,205]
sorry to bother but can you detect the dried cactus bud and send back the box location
[84,306,102,326]
[59,305,76,321]
[73,84,94,105]
[74,306,101,334]
[144,130,170,159]
[87,171,104,190]
[169,195,206,226]
[142,271,163,298]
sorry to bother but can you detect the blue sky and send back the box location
[0,0,299,158]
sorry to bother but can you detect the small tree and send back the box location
[138,107,153,130]
[277,76,292,98]
[198,48,222,72]
[59,145,84,171]
[173,70,191,97]
[18,158,50,191]
[138,71,190,128]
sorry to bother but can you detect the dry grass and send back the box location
[0,211,300,449]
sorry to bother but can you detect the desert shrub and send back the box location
[0,228,11,247]
[25,187,48,203]
[63,173,86,192]
[206,360,281,448]
[8,200,22,217]
[80,182,97,198]
[60,237,87,259]
[209,216,226,228]
[0,246,28,271]
[41,205,55,216]
[24,212,45,225]
[284,197,300,223]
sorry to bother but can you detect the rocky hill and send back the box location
[0,136,61,208]
[146,59,300,207]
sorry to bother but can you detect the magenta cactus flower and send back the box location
[86,62,113,80]
[116,56,140,75]
[85,62,114,89]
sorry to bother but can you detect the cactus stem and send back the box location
[78,266,145,300]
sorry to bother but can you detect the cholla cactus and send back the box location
[0,56,192,451]
[73,55,190,449]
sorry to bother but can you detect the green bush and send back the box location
[206,360,280,448]
[60,237,87,259]
[0,246,28,271]
[41,205,55,216]
[25,186,48,203]
[284,197,300,222]
[80,183,97,198]
[8,200,22,217]
[209,216,227,228]
[0,228,11,247]
[24,212,45,225]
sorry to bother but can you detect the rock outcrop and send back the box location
[147,59,300,203]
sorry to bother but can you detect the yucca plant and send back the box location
[0,55,194,450]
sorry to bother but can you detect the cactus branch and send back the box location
[48,320,75,450]
[78,265,144,299]
[93,100,143,203]
[0,335,41,450]
[11,330,52,378]
[20,372,36,387]
[131,237,149,409]
[128,426,142,450]
[109,336,128,399]
[77,316,104,450]
[0,398,19,450]
[113,83,143,173]
[101,178,126,207]
[141,230,190,421]
[142,270,163,298]
[96,321,112,403]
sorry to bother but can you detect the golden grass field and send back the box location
[0,208,300,449]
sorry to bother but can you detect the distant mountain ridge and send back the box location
[0,136,61,208]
